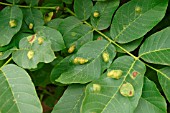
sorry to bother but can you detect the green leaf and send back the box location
[110,0,168,43]
[81,56,146,113]
[116,37,143,53]
[55,40,116,84]
[0,64,42,113]
[134,77,167,113]
[24,0,39,6]
[0,49,13,60]
[0,6,23,46]
[139,27,170,66]
[63,24,93,49]
[52,84,85,113]
[157,67,170,102]
[47,18,63,30]
[22,8,44,29]
[91,0,119,30]
[62,0,73,4]
[58,16,82,35]
[6,0,20,3]
[74,0,93,21]
[34,26,65,51]
[51,56,72,84]
[12,34,56,69]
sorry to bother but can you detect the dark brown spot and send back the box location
[29,35,35,43]
[132,71,138,78]
[129,91,132,96]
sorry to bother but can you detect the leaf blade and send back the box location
[0,64,42,113]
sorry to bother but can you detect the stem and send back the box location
[1,57,12,68]
[0,2,56,10]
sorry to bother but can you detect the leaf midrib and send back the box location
[101,60,137,113]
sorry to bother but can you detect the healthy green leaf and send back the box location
[134,77,167,113]
[51,56,72,84]
[157,67,170,102]
[58,16,82,35]
[55,40,116,84]
[34,26,65,51]
[116,37,143,53]
[110,0,168,43]
[6,0,20,4]
[47,18,63,30]
[22,8,44,29]
[12,34,56,69]
[91,0,119,30]
[63,24,93,50]
[0,64,42,113]
[139,27,170,66]
[0,49,13,60]
[74,0,93,21]
[52,84,85,113]
[0,6,23,46]
[24,0,39,6]
[81,56,146,113]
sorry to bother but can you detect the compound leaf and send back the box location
[81,56,146,113]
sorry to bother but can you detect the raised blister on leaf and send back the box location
[27,35,36,44]
[120,82,134,97]
[107,70,123,79]
[102,51,109,63]
[9,19,17,28]
[97,36,103,40]
[68,45,76,53]
[71,32,77,37]
[27,50,34,60]
[29,23,34,29]
[93,11,100,18]
[73,57,88,65]
[92,84,101,93]
[38,37,44,45]
[135,6,142,13]
[0,52,2,56]
[45,12,54,23]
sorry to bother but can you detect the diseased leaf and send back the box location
[0,49,13,60]
[0,6,23,46]
[91,0,119,30]
[52,84,85,113]
[0,64,42,113]
[157,67,170,102]
[81,56,146,113]
[74,0,93,21]
[12,34,56,69]
[139,27,170,66]
[63,24,93,50]
[55,40,116,84]
[134,77,167,113]
[34,26,65,51]
[110,0,168,43]
[22,8,44,29]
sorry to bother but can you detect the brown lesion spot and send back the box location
[132,71,138,78]
[27,35,36,44]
